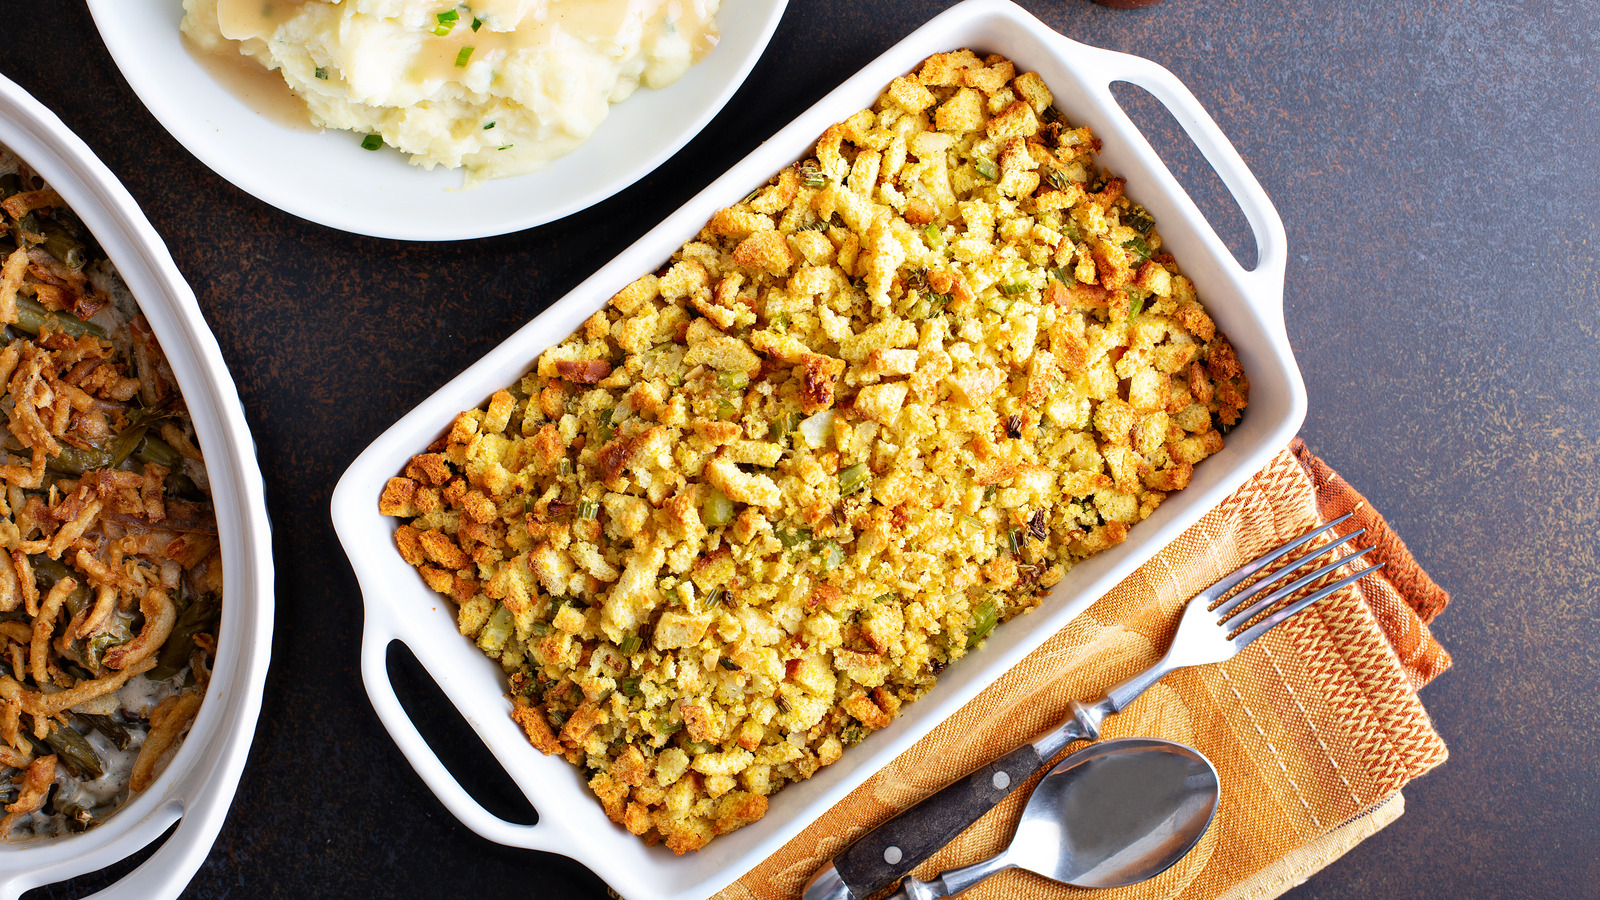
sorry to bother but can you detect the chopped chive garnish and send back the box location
[497,144,513,150]
[471,16,483,31]
[483,121,495,130]
[455,46,474,67]
[360,133,383,151]
[314,66,328,80]
[437,9,459,22]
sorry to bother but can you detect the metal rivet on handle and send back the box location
[884,846,902,864]
[992,771,1010,790]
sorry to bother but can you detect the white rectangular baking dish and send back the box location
[331,1,1303,897]
[0,75,275,900]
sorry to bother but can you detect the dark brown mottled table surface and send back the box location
[3,1,1597,897]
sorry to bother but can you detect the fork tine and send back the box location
[1211,527,1365,621]
[1230,562,1385,650]
[1219,544,1374,630]
[1193,513,1355,607]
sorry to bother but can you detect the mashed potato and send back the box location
[182,0,720,185]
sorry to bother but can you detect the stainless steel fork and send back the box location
[805,513,1384,900]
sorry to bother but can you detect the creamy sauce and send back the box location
[217,0,310,41]
[182,32,318,132]
[184,0,722,183]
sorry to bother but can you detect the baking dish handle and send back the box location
[360,616,581,859]
[1070,43,1289,325]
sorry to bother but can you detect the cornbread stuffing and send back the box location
[381,50,1248,852]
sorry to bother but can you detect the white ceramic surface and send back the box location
[85,0,790,241]
[0,76,274,900]
[332,2,1302,898]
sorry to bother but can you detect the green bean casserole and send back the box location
[0,148,222,840]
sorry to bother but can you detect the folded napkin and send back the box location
[717,440,1451,900]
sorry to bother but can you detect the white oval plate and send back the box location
[0,75,274,900]
[85,0,789,242]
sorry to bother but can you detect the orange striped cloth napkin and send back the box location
[718,440,1451,899]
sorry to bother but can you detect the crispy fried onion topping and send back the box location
[0,754,56,835]
[129,690,202,792]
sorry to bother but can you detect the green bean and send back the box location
[0,173,21,199]
[106,423,148,470]
[86,626,131,670]
[49,445,115,476]
[12,296,107,339]
[966,599,998,649]
[42,722,104,780]
[147,592,218,681]
[166,472,207,502]
[57,802,95,832]
[40,224,86,269]
[78,713,131,751]
[133,433,182,468]
[698,488,733,528]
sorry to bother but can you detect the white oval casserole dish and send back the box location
[85,0,790,242]
[0,74,274,900]
[332,1,1304,897]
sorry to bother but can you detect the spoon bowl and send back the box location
[893,738,1219,899]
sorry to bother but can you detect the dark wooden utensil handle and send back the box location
[833,742,1045,897]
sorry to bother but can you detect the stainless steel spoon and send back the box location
[884,738,1219,899]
